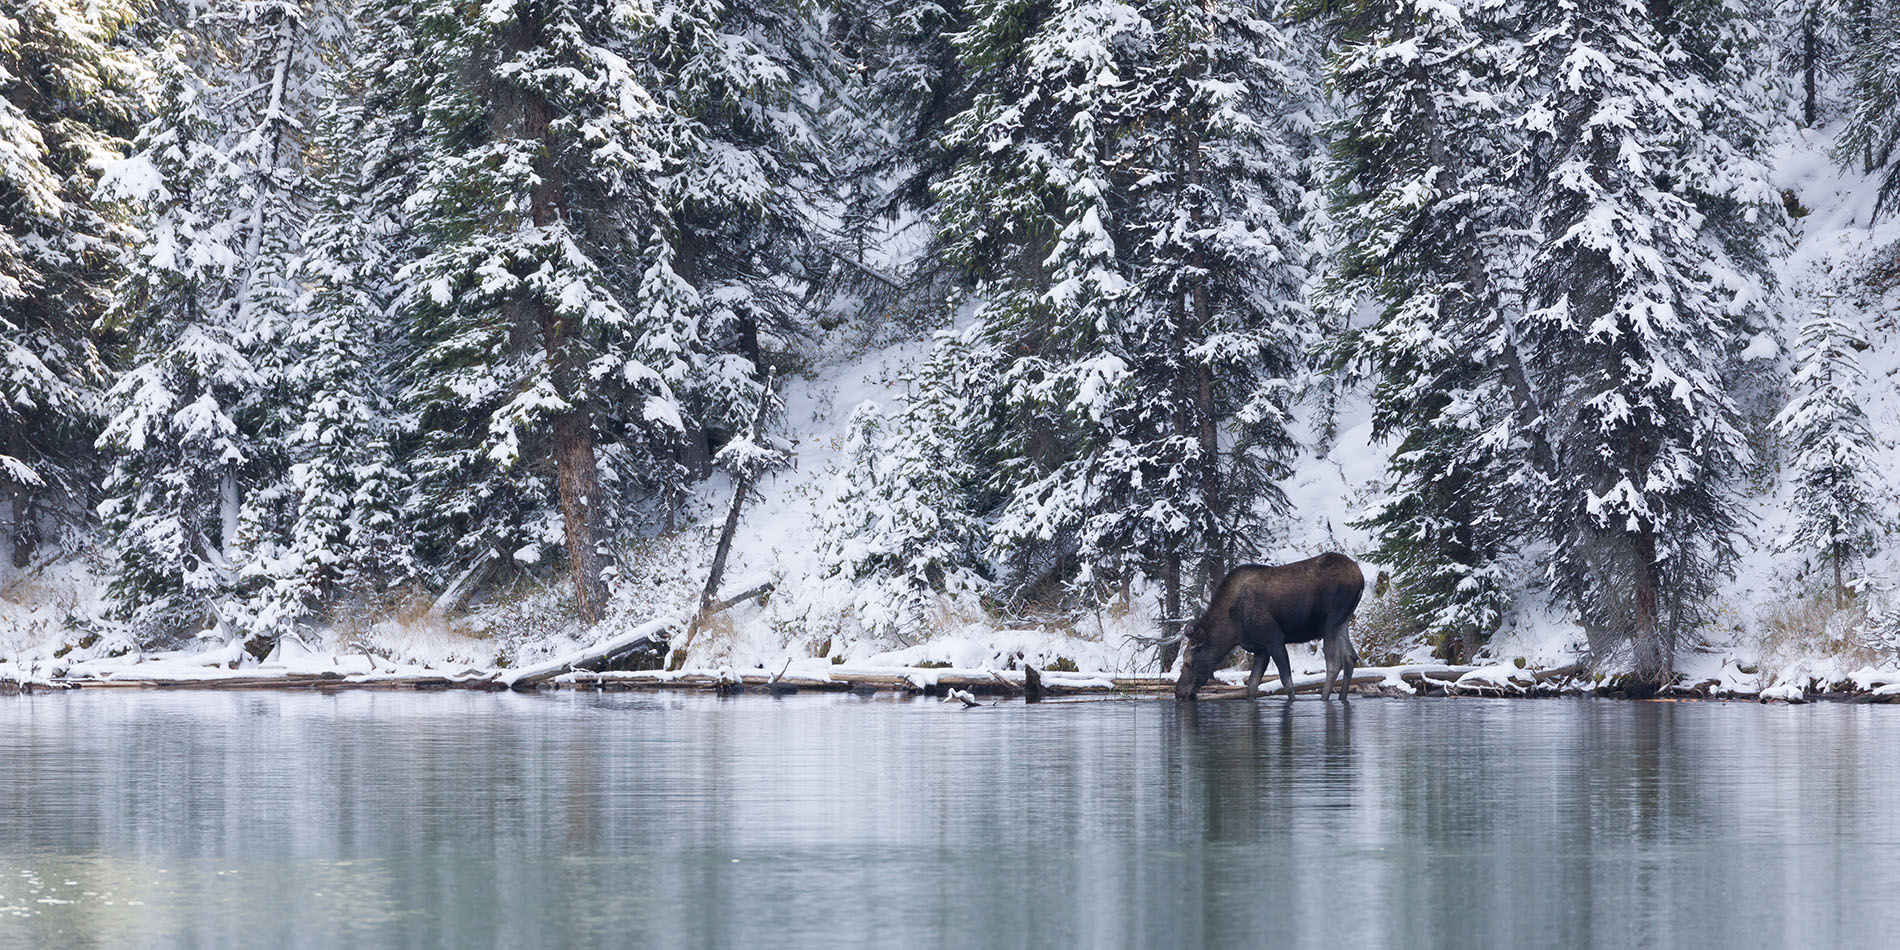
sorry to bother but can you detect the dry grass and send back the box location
[1352,587,1426,667]
[1756,588,1878,670]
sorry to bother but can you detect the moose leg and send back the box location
[1323,651,1337,701]
[1269,641,1296,699]
[1339,637,1356,702]
[1246,653,1268,700]
[1325,623,1356,701]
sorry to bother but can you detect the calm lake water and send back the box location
[2,690,1897,948]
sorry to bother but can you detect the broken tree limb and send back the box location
[430,548,499,619]
[714,581,776,613]
[823,247,904,289]
[944,688,980,708]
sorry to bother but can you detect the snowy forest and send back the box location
[6,0,1900,693]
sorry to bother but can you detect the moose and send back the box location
[1173,552,1366,701]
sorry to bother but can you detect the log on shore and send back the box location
[501,616,681,690]
[60,670,504,691]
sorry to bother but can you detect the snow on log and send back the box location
[501,615,681,690]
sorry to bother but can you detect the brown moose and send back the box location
[1174,552,1366,701]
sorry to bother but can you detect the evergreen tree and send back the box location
[1842,2,1900,211]
[398,0,829,625]
[653,0,828,447]
[0,0,145,567]
[1116,0,1312,635]
[934,0,1150,604]
[927,0,1312,637]
[96,0,327,643]
[1773,294,1885,607]
[1314,0,1537,661]
[1518,0,1762,689]
[824,0,971,324]
[816,343,987,644]
[235,98,411,644]
[1774,0,1854,127]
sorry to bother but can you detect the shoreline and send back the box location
[9,660,1900,703]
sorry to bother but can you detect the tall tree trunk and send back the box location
[555,415,609,626]
[1159,553,1182,673]
[1629,529,1667,693]
[509,14,610,627]
[1833,538,1847,610]
[1802,11,1819,128]
[6,422,33,569]
[1184,113,1225,593]
[672,217,713,479]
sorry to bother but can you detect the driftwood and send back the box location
[50,659,1779,701]
[61,670,503,691]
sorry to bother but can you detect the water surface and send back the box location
[2,691,1896,948]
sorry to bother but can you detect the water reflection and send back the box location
[2,693,1897,948]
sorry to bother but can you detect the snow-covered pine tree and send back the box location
[650,0,827,454]
[816,341,987,644]
[1115,0,1311,634]
[935,0,1149,604]
[1313,0,1537,661]
[236,93,412,644]
[930,0,1313,636]
[97,0,327,644]
[1518,0,1758,689]
[824,0,970,322]
[1841,2,1900,210]
[1773,294,1885,607]
[1774,0,1854,126]
[398,0,714,626]
[0,0,144,569]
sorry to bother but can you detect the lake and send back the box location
[2,691,1896,948]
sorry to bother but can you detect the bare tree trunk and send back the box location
[688,374,778,646]
[1833,539,1847,610]
[1629,529,1667,693]
[699,479,749,621]
[556,416,609,626]
[1159,554,1182,673]
[1803,11,1819,128]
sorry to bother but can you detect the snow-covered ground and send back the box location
[6,124,1900,698]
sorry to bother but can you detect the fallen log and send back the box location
[1195,672,1387,700]
[502,615,680,690]
[60,670,503,691]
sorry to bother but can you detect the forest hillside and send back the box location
[5,0,1900,691]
